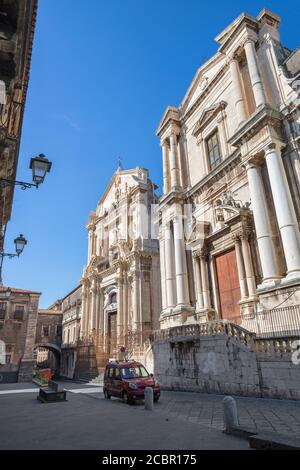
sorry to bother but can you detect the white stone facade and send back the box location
[81,167,161,366]
[157,9,300,333]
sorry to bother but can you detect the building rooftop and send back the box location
[0,286,41,295]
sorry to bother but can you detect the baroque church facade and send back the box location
[80,167,161,369]
[157,9,300,333]
[59,8,300,380]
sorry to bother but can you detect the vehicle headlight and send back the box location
[128,383,138,390]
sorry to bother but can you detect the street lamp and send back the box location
[0,234,28,285]
[14,234,27,255]
[5,287,11,298]
[29,154,52,186]
[0,154,52,190]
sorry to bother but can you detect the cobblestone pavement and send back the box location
[157,391,300,437]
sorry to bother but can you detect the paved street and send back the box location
[0,382,248,450]
[160,391,300,438]
[1,381,300,449]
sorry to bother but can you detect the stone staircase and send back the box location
[75,372,99,384]
[88,373,104,386]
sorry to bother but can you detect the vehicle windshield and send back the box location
[121,366,149,379]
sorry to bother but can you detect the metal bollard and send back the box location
[144,386,154,411]
[222,396,238,431]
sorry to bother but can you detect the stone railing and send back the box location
[254,336,299,359]
[153,320,255,348]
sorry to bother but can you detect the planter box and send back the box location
[32,378,48,388]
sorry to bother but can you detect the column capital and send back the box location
[232,232,241,243]
[168,124,181,139]
[227,51,241,64]
[263,140,285,156]
[160,138,169,149]
[194,248,207,259]
[232,228,250,243]
[243,154,264,170]
[242,35,258,48]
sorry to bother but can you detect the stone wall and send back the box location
[256,337,300,400]
[153,322,300,400]
[0,287,41,383]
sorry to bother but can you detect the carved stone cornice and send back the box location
[159,189,187,211]
[228,104,283,149]
[185,149,241,199]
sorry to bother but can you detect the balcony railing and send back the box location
[241,305,300,338]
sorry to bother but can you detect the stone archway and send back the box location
[34,342,61,377]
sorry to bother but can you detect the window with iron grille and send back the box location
[0,302,6,320]
[206,130,222,170]
[14,305,24,320]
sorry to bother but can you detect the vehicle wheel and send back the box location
[122,391,131,404]
[154,396,160,403]
[104,389,111,399]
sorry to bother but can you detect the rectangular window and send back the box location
[14,305,24,321]
[43,326,49,337]
[5,344,13,364]
[0,302,6,320]
[206,130,222,170]
[56,325,62,337]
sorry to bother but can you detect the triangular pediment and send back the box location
[192,101,227,137]
[180,52,227,116]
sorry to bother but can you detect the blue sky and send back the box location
[3,0,300,307]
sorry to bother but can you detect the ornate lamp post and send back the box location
[0,154,52,284]
[0,154,52,190]
[0,234,27,285]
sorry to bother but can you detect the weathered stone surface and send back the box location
[153,328,300,400]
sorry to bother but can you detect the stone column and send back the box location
[169,132,181,190]
[241,233,257,297]
[192,252,204,310]
[164,225,175,308]
[81,284,89,338]
[132,271,140,331]
[87,230,93,262]
[264,144,300,279]
[117,273,123,341]
[123,274,129,337]
[98,288,104,344]
[200,250,211,309]
[245,160,281,284]
[244,39,267,108]
[196,136,210,176]
[229,57,247,126]
[90,279,97,333]
[159,235,167,310]
[233,235,248,300]
[173,215,189,306]
[162,140,170,195]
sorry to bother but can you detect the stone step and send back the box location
[89,374,104,385]
[75,372,99,383]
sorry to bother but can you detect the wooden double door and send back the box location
[215,248,241,323]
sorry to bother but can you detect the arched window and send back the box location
[110,292,117,304]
